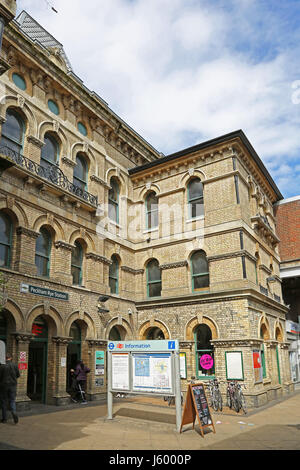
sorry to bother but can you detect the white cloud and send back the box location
[16,0,300,197]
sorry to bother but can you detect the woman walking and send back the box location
[75,360,90,404]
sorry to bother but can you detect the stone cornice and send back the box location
[52,336,72,345]
[211,338,263,347]
[27,135,44,148]
[179,341,193,350]
[61,156,76,168]
[121,266,144,274]
[160,260,188,270]
[86,338,107,347]
[16,226,40,239]
[207,250,257,263]
[86,253,112,265]
[12,331,35,342]
[54,241,75,251]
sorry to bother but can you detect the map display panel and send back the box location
[132,353,173,393]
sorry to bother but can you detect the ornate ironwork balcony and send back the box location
[0,145,98,208]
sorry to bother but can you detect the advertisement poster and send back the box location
[180,352,187,379]
[132,353,172,393]
[95,350,105,376]
[253,350,263,383]
[225,351,244,380]
[111,353,129,390]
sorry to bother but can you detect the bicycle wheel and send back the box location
[212,394,219,412]
[233,394,240,413]
[239,391,247,414]
[226,390,232,408]
[216,389,223,411]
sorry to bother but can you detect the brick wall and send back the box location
[274,199,300,262]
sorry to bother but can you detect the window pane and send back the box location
[190,199,204,218]
[36,230,50,257]
[70,322,81,341]
[148,281,162,297]
[196,325,212,349]
[108,201,118,222]
[109,277,117,294]
[0,244,9,267]
[192,252,208,275]
[146,193,158,211]
[74,155,86,182]
[72,243,82,267]
[193,274,209,289]
[197,351,215,376]
[148,210,158,229]
[0,214,11,245]
[2,111,23,143]
[0,313,7,337]
[1,135,22,154]
[147,260,160,282]
[41,136,58,164]
[109,180,119,203]
[73,177,86,191]
[188,179,203,200]
[35,255,49,277]
[109,257,118,278]
[72,265,81,285]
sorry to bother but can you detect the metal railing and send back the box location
[0,145,98,207]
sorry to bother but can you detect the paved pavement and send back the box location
[0,388,299,451]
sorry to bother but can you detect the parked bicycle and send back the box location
[207,378,223,411]
[226,380,247,414]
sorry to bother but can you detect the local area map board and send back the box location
[180,383,215,437]
[107,340,182,432]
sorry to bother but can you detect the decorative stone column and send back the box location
[52,336,72,406]
[13,332,34,411]
[86,338,107,401]
[14,226,39,275]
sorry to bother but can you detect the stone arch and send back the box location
[0,97,37,136]
[65,311,96,339]
[138,183,161,201]
[38,121,69,156]
[185,316,218,341]
[139,319,170,340]
[68,229,95,252]
[71,142,95,169]
[180,169,207,188]
[106,168,127,197]
[32,214,65,241]
[275,321,284,342]
[259,315,270,340]
[2,299,24,331]
[105,317,133,340]
[26,304,63,336]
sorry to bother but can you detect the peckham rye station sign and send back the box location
[20,283,69,301]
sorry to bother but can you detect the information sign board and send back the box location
[111,353,129,390]
[132,353,172,393]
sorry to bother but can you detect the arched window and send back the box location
[146,192,158,229]
[41,133,59,170]
[194,324,214,378]
[187,177,204,218]
[146,327,165,340]
[147,259,161,298]
[109,326,122,341]
[191,251,209,290]
[71,241,83,286]
[108,178,119,224]
[260,325,267,379]
[1,108,24,154]
[109,255,119,295]
[0,213,12,268]
[73,153,87,191]
[35,228,51,277]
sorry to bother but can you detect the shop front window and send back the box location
[194,324,214,378]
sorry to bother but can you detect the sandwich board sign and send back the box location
[107,340,182,432]
[180,382,215,437]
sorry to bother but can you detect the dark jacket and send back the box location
[75,364,90,381]
[0,361,20,387]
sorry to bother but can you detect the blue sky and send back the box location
[17,0,300,198]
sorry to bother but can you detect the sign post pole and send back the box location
[174,351,182,433]
[107,351,113,420]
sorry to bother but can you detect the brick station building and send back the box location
[0,4,294,409]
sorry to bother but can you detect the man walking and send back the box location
[0,354,20,424]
